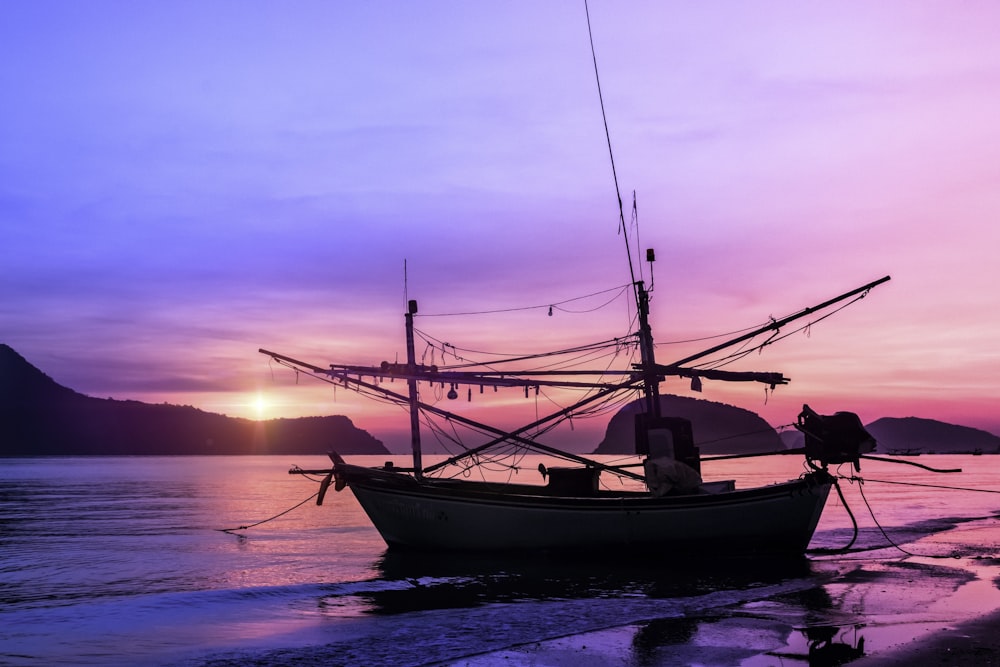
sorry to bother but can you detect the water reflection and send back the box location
[801,625,866,666]
[630,617,699,663]
[361,549,819,615]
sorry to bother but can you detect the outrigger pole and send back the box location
[666,275,891,369]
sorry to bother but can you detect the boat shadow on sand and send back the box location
[354,550,875,666]
[368,548,819,612]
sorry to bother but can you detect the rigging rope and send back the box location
[810,470,999,559]
[418,283,631,318]
[858,477,1000,494]
[584,0,636,287]
[694,424,796,450]
[654,321,777,346]
[414,328,633,367]
[691,293,871,372]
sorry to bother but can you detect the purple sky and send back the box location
[4,2,1000,451]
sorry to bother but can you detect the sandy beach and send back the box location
[850,607,1000,666]
[446,606,1000,666]
[444,545,1000,667]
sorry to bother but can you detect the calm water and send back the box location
[1,454,998,666]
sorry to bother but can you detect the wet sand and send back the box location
[850,608,1000,666]
[446,553,1000,667]
[447,608,1000,666]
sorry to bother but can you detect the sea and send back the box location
[2,454,999,666]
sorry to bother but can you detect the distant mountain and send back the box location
[592,395,786,455]
[0,344,388,456]
[865,417,1000,455]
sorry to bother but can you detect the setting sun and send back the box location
[252,393,268,420]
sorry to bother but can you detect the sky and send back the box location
[3,1,1000,453]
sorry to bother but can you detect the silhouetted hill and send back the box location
[865,417,1000,454]
[0,344,388,456]
[592,395,785,455]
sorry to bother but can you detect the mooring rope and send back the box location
[812,472,999,559]
[852,477,921,558]
[858,477,1000,494]
[216,490,320,534]
[807,477,860,555]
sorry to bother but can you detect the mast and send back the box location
[405,299,423,477]
[635,280,661,419]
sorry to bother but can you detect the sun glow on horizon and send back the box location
[252,392,268,420]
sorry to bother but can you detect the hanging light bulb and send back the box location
[548,305,553,316]
[447,384,458,400]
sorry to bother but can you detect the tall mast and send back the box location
[405,299,423,477]
[635,280,661,419]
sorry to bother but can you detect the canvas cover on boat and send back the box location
[797,404,876,470]
[643,456,703,496]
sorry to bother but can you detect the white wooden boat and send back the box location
[332,459,832,554]
[262,276,886,557]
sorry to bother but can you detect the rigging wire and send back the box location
[654,320,779,346]
[631,191,645,286]
[411,384,608,478]
[554,285,632,314]
[692,424,795,449]
[858,477,1000,494]
[411,327,641,420]
[418,283,632,318]
[414,328,634,367]
[584,0,636,287]
[689,293,871,372]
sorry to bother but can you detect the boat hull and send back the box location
[337,464,833,556]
